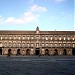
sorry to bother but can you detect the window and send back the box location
[9,42,12,47]
[73,36,74,40]
[36,36,39,39]
[0,36,2,40]
[42,36,44,39]
[18,43,21,47]
[68,36,70,40]
[51,44,53,47]
[9,35,12,39]
[64,36,66,40]
[60,44,61,47]
[22,36,25,40]
[27,43,29,47]
[68,44,70,47]
[22,43,25,47]
[42,43,44,47]
[55,44,57,47]
[13,43,16,47]
[46,43,48,47]
[73,44,74,47]
[27,36,30,40]
[13,36,16,40]
[18,36,21,40]
[59,36,61,40]
[4,42,7,47]
[31,36,33,39]
[31,43,33,47]
[55,36,57,40]
[51,36,52,40]
[46,36,48,40]
[64,44,66,47]
[36,43,39,47]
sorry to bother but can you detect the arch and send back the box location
[72,48,75,55]
[63,49,67,55]
[16,49,21,55]
[8,49,11,55]
[26,49,30,55]
[35,48,40,55]
[45,49,49,56]
[54,49,58,55]
[0,48,2,55]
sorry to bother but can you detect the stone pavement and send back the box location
[0,56,75,75]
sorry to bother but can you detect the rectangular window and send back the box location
[68,36,70,40]
[31,43,33,47]
[36,43,39,47]
[42,43,44,47]
[55,36,57,40]
[59,36,61,40]
[73,36,74,40]
[31,36,33,39]
[64,36,66,40]
[46,36,48,40]
[42,36,44,39]
[51,36,52,40]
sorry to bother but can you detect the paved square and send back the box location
[0,56,75,75]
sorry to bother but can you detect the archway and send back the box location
[45,49,49,56]
[63,49,67,55]
[0,48,2,55]
[8,49,11,55]
[26,49,30,55]
[16,49,21,55]
[72,48,75,55]
[54,49,58,55]
[35,48,40,55]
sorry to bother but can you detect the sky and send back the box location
[0,0,74,31]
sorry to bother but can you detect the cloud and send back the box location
[5,12,38,24]
[30,5,47,12]
[1,4,47,25]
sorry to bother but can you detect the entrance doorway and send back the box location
[63,49,67,55]
[72,48,75,55]
[45,49,49,55]
[8,49,11,55]
[35,48,40,55]
[26,49,30,55]
[17,49,21,55]
[0,48,2,55]
[54,49,58,55]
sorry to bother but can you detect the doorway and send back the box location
[72,48,75,55]
[17,49,21,55]
[45,49,49,55]
[8,49,11,55]
[26,49,30,55]
[35,48,40,55]
[0,48,2,55]
[63,49,67,55]
[54,49,58,55]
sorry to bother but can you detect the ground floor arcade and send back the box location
[0,47,75,56]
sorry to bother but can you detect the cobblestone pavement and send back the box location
[0,56,75,75]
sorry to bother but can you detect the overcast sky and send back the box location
[0,0,74,31]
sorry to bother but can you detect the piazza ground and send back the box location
[0,56,75,75]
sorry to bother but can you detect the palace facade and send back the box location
[0,27,75,56]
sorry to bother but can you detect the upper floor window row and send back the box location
[0,35,75,40]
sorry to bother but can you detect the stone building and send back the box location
[0,27,75,56]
